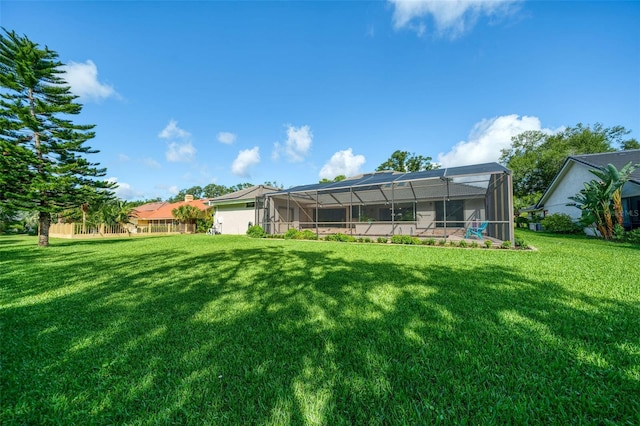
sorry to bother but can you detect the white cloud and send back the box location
[167,185,179,195]
[273,125,313,162]
[158,119,191,140]
[232,146,260,177]
[61,60,117,101]
[166,141,196,163]
[158,120,195,162]
[107,177,144,200]
[437,114,557,167]
[319,148,366,180]
[117,154,130,162]
[388,0,520,38]
[217,131,237,144]
[143,158,161,169]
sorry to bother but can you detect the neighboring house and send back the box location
[132,195,212,233]
[259,163,515,243]
[536,150,640,230]
[206,185,280,234]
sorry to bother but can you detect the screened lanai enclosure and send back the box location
[256,163,514,243]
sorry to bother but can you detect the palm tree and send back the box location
[171,204,204,233]
[569,162,637,239]
[93,200,133,233]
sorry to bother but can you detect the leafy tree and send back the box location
[622,138,640,150]
[128,197,162,208]
[203,184,231,198]
[168,185,204,203]
[376,150,439,172]
[319,175,346,183]
[568,162,638,239]
[262,180,284,189]
[227,182,254,193]
[0,29,113,246]
[500,123,633,202]
[181,181,281,200]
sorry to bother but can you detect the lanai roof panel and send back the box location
[273,163,508,196]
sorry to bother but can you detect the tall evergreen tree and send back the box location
[0,29,114,246]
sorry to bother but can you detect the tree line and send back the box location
[165,181,282,204]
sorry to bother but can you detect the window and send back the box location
[624,197,640,229]
[315,208,347,224]
[377,202,415,222]
[435,200,464,227]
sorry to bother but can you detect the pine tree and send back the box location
[0,29,114,246]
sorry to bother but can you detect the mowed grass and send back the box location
[1,231,638,425]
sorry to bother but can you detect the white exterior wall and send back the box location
[543,163,593,220]
[214,204,255,235]
[416,201,435,228]
[463,198,485,223]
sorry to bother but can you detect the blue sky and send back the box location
[2,0,639,200]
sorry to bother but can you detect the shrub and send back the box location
[390,235,404,244]
[471,240,479,248]
[283,228,302,239]
[541,213,583,234]
[515,215,529,228]
[246,225,266,238]
[626,228,640,244]
[391,235,420,245]
[266,233,285,239]
[438,239,447,246]
[300,229,318,240]
[612,224,626,242]
[425,238,436,246]
[501,240,512,249]
[376,237,388,244]
[325,233,356,243]
[515,236,529,249]
[458,240,468,248]
[484,240,493,248]
[8,224,25,234]
[363,237,372,243]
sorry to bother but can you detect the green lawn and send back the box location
[1,231,638,425]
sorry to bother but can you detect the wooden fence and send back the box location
[48,223,195,239]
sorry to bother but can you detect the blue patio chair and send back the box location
[465,221,488,240]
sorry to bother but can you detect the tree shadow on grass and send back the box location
[1,241,638,424]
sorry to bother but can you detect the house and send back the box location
[132,195,212,233]
[205,185,280,234]
[258,163,514,243]
[536,150,640,230]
